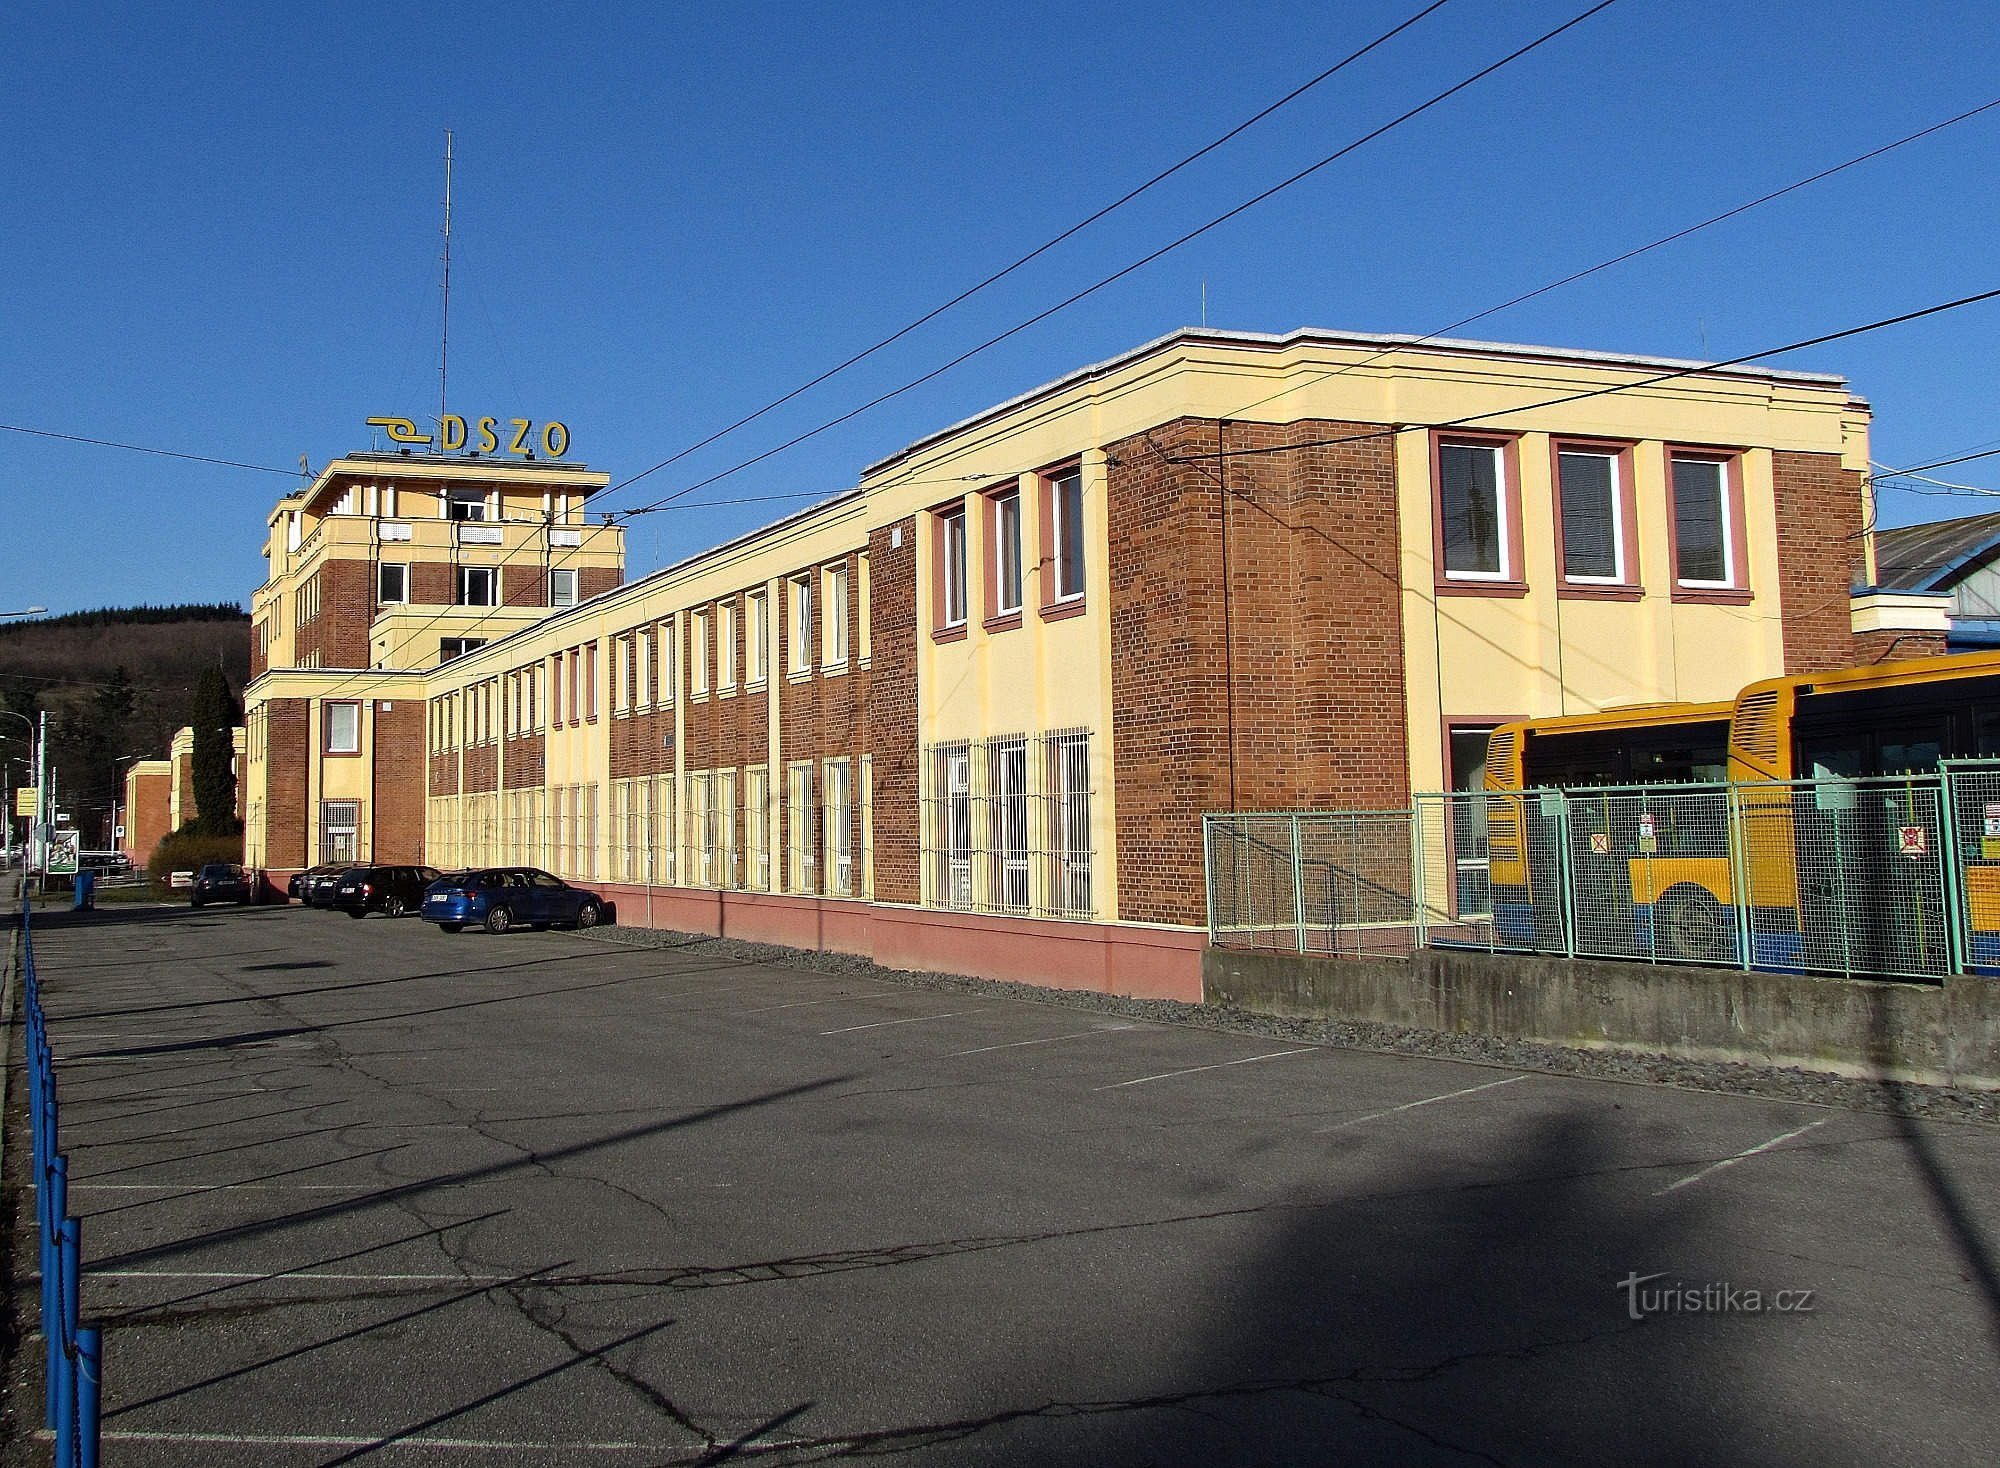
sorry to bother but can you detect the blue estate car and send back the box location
[420,867,605,935]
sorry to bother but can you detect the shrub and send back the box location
[148,831,245,893]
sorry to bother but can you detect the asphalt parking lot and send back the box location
[9,903,2000,1465]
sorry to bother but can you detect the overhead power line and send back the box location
[0,422,296,477]
[604,0,1628,522]
[606,0,1462,501]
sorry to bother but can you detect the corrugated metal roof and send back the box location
[1874,510,2000,590]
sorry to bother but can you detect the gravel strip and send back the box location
[580,924,2000,1126]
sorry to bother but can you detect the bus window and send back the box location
[1880,737,1943,774]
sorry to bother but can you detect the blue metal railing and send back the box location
[19,891,102,1467]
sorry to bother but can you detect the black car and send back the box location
[299,866,358,907]
[331,864,442,919]
[288,863,347,903]
[190,863,253,907]
[420,868,605,934]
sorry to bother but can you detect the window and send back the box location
[1436,439,1516,583]
[824,758,854,897]
[320,800,360,865]
[786,762,817,892]
[788,575,812,674]
[1043,730,1092,919]
[447,487,487,522]
[378,563,408,604]
[718,601,737,690]
[1448,726,1500,918]
[549,568,579,608]
[823,562,849,666]
[691,609,710,694]
[987,737,1028,910]
[586,642,598,719]
[937,506,968,632]
[635,628,651,709]
[746,590,769,683]
[659,620,677,704]
[325,701,361,754]
[612,636,631,713]
[1046,469,1085,604]
[552,651,566,723]
[929,742,972,908]
[1555,444,1634,589]
[990,488,1023,619]
[744,766,770,890]
[1670,453,1744,593]
[715,768,738,887]
[458,566,497,606]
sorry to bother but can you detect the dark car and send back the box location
[288,863,346,902]
[331,864,442,919]
[190,862,253,908]
[420,867,604,934]
[300,866,359,907]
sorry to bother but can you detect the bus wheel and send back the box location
[1658,886,1731,964]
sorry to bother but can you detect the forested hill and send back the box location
[0,604,250,840]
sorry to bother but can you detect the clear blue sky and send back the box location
[4,0,1997,616]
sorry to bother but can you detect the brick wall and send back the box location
[1772,450,1866,674]
[371,699,427,862]
[462,742,498,794]
[504,565,548,608]
[124,768,172,866]
[773,552,868,892]
[265,698,309,870]
[582,566,622,600]
[1106,417,1407,927]
[503,732,546,789]
[868,520,918,903]
[1852,629,1948,663]
[429,750,459,796]
[294,559,374,668]
[411,562,454,607]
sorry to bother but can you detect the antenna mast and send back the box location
[439,129,453,429]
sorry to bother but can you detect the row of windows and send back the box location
[921,730,1094,919]
[1435,436,1748,597]
[932,466,1086,638]
[376,562,580,610]
[425,759,873,900]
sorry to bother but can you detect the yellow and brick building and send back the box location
[241,327,1914,998]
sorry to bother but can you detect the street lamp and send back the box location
[1,708,46,885]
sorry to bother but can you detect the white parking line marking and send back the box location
[1655,1118,1829,1195]
[821,1010,978,1035]
[743,991,900,1014]
[1095,1048,1316,1090]
[1314,1074,1533,1132]
[947,1025,1137,1057]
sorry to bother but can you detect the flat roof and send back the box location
[863,325,1859,478]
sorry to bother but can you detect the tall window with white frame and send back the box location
[823,562,849,666]
[788,575,812,674]
[824,758,854,897]
[1047,469,1084,604]
[1043,730,1092,919]
[715,768,738,887]
[746,589,769,683]
[717,601,737,690]
[786,762,817,892]
[690,609,710,695]
[1557,446,1625,584]
[1671,454,1739,590]
[549,567,579,608]
[744,766,770,890]
[378,563,408,605]
[987,736,1028,910]
[938,507,968,631]
[1438,441,1509,581]
[458,565,497,606]
[321,799,360,865]
[929,742,972,908]
[991,488,1023,617]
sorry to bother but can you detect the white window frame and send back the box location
[1437,440,1511,583]
[788,575,813,675]
[746,589,769,684]
[1671,455,1739,590]
[1050,470,1085,603]
[690,609,710,695]
[458,565,497,606]
[992,489,1023,615]
[939,508,968,629]
[1556,447,1627,586]
[378,562,408,604]
[325,701,361,754]
[823,562,849,666]
[717,601,737,690]
[549,567,579,608]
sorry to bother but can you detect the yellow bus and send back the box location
[1483,648,2000,970]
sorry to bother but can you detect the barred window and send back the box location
[824,758,854,897]
[687,772,713,886]
[715,768,739,888]
[859,754,874,899]
[649,773,677,887]
[786,761,817,893]
[744,766,770,891]
[920,730,1093,918]
[321,799,360,866]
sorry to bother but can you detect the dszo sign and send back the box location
[367,415,571,459]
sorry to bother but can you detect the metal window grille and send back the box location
[1040,730,1093,919]
[918,731,1094,918]
[824,759,854,897]
[581,783,598,880]
[321,800,360,865]
[859,755,874,899]
[984,738,1029,911]
[787,762,817,893]
[651,774,677,886]
[744,767,770,891]
[924,742,973,908]
[687,772,713,887]
[716,768,739,888]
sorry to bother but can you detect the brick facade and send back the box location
[503,732,547,789]
[265,699,309,870]
[1772,450,1866,675]
[294,559,374,668]
[867,520,919,903]
[123,768,173,866]
[1106,417,1408,926]
[582,566,622,600]
[370,699,427,862]
[1852,629,1949,664]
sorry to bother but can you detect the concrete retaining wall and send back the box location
[1202,947,2000,1089]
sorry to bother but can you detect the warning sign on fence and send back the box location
[1985,802,2000,838]
[1899,826,1928,859]
[1589,832,1612,856]
[1636,812,1658,855]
